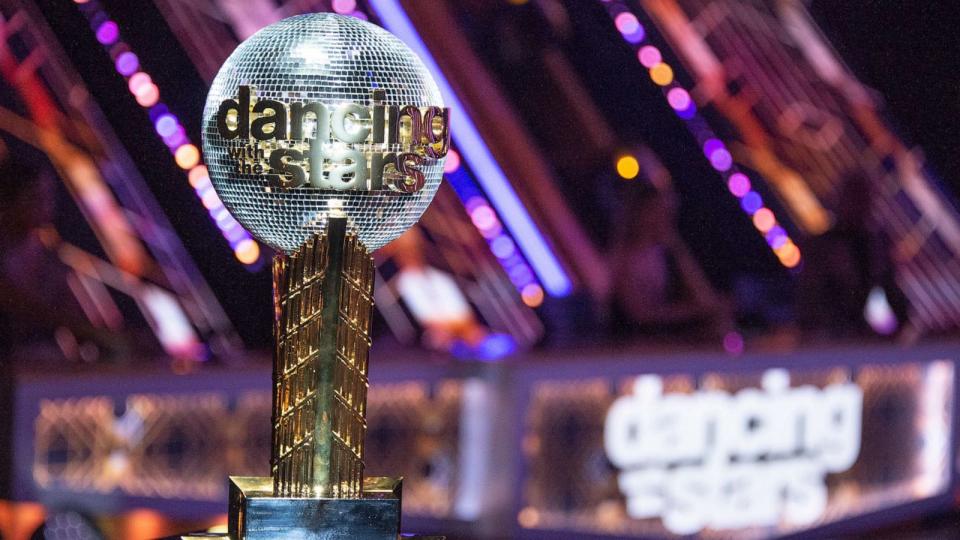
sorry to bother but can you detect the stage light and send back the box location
[601,1,799,267]
[709,148,733,171]
[624,28,645,44]
[201,188,221,210]
[234,238,261,265]
[128,72,151,95]
[676,103,697,119]
[616,155,640,180]
[154,114,178,137]
[214,208,233,226]
[491,235,516,259]
[722,331,744,355]
[752,208,775,232]
[174,144,200,169]
[649,63,673,86]
[95,21,119,45]
[188,165,209,188]
[134,83,159,107]
[741,191,763,215]
[638,46,661,68]
[470,205,499,232]
[443,149,461,173]
[521,283,545,308]
[224,224,247,244]
[77,0,260,268]
[778,244,801,268]
[766,226,788,248]
[162,127,188,149]
[371,0,573,296]
[331,0,356,14]
[727,173,751,197]
[133,81,157,100]
[703,138,723,156]
[614,13,641,36]
[474,333,518,360]
[479,222,503,239]
[509,265,535,287]
[115,52,139,76]
[667,88,691,111]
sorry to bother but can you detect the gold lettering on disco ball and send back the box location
[201,13,450,253]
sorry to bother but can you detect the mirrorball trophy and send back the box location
[196,13,448,540]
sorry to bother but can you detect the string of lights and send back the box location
[368,0,572,299]
[72,0,261,267]
[602,2,801,268]
[330,0,550,306]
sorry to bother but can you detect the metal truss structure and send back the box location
[638,0,960,333]
[0,0,241,357]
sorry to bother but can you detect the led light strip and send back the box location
[368,0,574,296]
[443,151,547,307]
[330,0,546,305]
[73,0,261,267]
[602,3,801,268]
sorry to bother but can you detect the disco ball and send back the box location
[202,13,446,253]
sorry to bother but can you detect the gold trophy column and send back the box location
[271,216,374,498]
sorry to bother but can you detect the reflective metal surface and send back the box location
[228,476,401,540]
[272,218,374,498]
[201,13,446,253]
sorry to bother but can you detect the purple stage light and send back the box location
[623,23,645,44]
[147,103,169,122]
[224,226,248,245]
[490,235,516,259]
[615,12,641,36]
[727,173,751,197]
[443,149,462,173]
[470,205,499,231]
[115,51,139,76]
[162,127,188,149]
[709,149,733,171]
[723,331,744,355]
[371,0,571,295]
[740,191,763,215]
[667,88,691,111]
[475,333,517,361]
[766,226,788,248]
[638,45,661,68]
[509,265,535,287]
[676,104,697,119]
[703,138,724,157]
[95,21,119,45]
[154,114,179,137]
[331,0,356,13]
[214,209,233,226]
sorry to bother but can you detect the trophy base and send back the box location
[223,476,403,540]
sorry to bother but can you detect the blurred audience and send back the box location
[0,158,122,361]
[607,184,732,341]
[796,171,909,340]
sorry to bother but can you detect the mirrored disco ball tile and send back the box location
[202,14,445,253]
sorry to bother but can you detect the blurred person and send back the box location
[379,227,489,352]
[607,184,731,340]
[0,157,124,361]
[796,171,908,339]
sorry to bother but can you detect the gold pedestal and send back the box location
[227,476,402,540]
[219,216,412,539]
[270,216,374,499]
